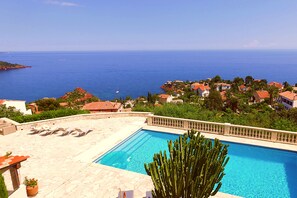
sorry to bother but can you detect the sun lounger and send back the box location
[39,129,51,136]
[118,190,134,198]
[57,128,76,136]
[72,128,93,137]
[39,127,65,136]
[28,126,46,135]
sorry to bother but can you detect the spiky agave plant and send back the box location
[144,130,229,198]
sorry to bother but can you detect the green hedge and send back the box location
[12,109,89,123]
[0,173,8,198]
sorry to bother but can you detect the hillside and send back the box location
[0,61,31,70]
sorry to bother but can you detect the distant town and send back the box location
[1,75,297,131]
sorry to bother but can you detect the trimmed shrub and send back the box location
[0,173,8,198]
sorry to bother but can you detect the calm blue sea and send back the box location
[0,50,297,102]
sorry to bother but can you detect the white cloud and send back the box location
[46,0,79,7]
[243,40,277,49]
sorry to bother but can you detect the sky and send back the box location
[0,0,297,51]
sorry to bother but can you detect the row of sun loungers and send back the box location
[29,125,93,137]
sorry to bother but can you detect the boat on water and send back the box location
[116,90,120,94]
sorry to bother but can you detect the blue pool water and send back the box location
[96,129,297,198]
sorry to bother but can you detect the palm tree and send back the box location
[268,86,279,105]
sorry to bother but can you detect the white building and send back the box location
[158,94,173,104]
[278,91,297,109]
[0,99,32,115]
[215,83,231,91]
[191,83,210,97]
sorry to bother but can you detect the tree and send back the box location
[145,130,229,198]
[245,76,254,85]
[204,90,223,111]
[35,98,60,111]
[0,173,8,198]
[147,92,153,104]
[227,97,239,112]
[252,79,268,90]
[233,77,244,85]
[125,96,132,101]
[0,105,23,118]
[283,81,290,89]
[211,75,222,83]
[268,86,279,105]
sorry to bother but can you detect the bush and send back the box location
[35,98,60,111]
[0,104,23,118]
[12,109,89,123]
[133,103,297,131]
[0,173,8,198]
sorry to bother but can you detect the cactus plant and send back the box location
[144,130,229,198]
[0,173,8,198]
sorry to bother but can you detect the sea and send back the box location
[0,50,297,102]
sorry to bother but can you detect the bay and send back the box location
[0,50,296,102]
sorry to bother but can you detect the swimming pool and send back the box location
[95,129,297,197]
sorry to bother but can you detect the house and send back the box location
[268,82,283,91]
[238,84,247,92]
[0,99,32,115]
[220,91,227,102]
[82,101,122,113]
[252,90,270,103]
[191,83,210,97]
[278,91,297,109]
[158,94,173,104]
[215,83,231,91]
[171,99,183,104]
[27,103,39,114]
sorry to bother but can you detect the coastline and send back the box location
[0,60,31,71]
[0,65,31,71]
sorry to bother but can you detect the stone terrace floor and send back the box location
[1,116,242,198]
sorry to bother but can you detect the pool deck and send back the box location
[1,116,296,198]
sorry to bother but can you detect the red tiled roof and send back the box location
[191,83,210,91]
[255,90,270,99]
[82,101,121,111]
[268,82,283,89]
[239,84,246,89]
[159,94,170,99]
[215,83,231,86]
[279,91,297,101]
[0,100,6,105]
[59,102,68,107]
[220,91,227,101]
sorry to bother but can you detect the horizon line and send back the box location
[1,48,297,53]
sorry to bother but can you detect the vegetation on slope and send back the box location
[0,61,30,70]
[11,109,89,123]
[0,105,23,118]
[133,103,297,131]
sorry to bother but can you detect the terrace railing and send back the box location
[147,115,297,145]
